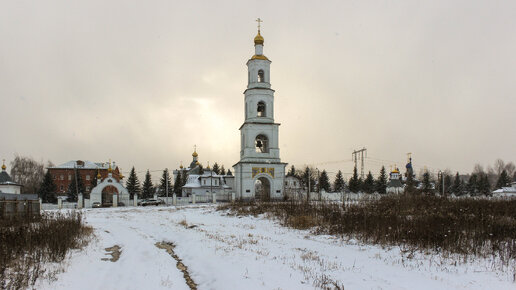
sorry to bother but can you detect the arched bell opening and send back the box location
[257,101,266,117]
[255,134,269,153]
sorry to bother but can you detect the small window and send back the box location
[86,175,90,180]
[60,175,64,180]
[258,70,264,82]
[60,185,64,191]
[246,189,251,193]
[86,186,90,191]
[68,175,72,181]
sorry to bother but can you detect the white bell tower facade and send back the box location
[233,20,287,200]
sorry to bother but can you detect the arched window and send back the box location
[258,70,264,83]
[257,101,266,117]
[255,134,269,153]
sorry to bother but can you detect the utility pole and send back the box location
[352,147,367,179]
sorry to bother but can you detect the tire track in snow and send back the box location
[156,242,198,290]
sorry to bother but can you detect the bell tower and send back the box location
[233,19,287,200]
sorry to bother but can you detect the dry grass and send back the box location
[219,195,516,265]
[0,211,92,289]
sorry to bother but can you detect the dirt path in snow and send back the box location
[156,242,198,290]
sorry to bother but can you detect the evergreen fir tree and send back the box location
[404,171,416,195]
[348,166,361,193]
[159,169,172,197]
[467,174,478,195]
[287,165,296,177]
[125,167,141,199]
[226,169,232,176]
[452,172,461,195]
[333,170,345,192]
[38,170,57,203]
[212,163,220,175]
[302,167,316,192]
[375,166,387,194]
[142,170,154,199]
[67,169,85,202]
[199,165,204,175]
[444,174,452,195]
[363,171,375,193]
[478,173,491,195]
[219,165,225,176]
[173,172,182,195]
[496,170,510,189]
[318,170,330,192]
[421,171,433,194]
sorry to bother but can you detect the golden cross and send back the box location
[194,144,197,152]
[256,18,262,31]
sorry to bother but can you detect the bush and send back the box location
[0,211,92,289]
[219,196,516,264]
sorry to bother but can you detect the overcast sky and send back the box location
[1,0,515,180]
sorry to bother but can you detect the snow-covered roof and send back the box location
[0,170,21,186]
[50,160,113,170]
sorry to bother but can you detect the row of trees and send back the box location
[286,165,389,194]
[287,158,516,196]
[125,163,233,199]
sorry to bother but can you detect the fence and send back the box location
[0,199,40,219]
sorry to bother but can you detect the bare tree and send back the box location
[504,162,515,178]
[9,155,50,194]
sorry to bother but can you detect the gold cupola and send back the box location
[254,31,264,45]
[1,159,6,171]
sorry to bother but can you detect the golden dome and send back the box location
[1,160,5,171]
[192,150,198,158]
[254,31,264,45]
[97,169,101,179]
[180,162,183,169]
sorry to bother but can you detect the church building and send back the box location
[233,21,287,200]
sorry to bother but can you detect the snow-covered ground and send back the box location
[39,205,514,290]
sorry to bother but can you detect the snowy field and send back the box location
[38,205,514,290]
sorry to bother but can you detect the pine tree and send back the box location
[467,174,478,195]
[67,169,85,202]
[226,169,232,176]
[363,171,375,193]
[302,167,316,192]
[496,170,510,189]
[421,171,433,194]
[142,170,154,199]
[452,172,461,195]
[404,171,416,195]
[125,167,141,199]
[219,165,225,176]
[478,173,491,195]
[212,163,220,175]
[159,169,172,197]
[173,172,183,195]
[444,174,452,195]
[375,166,387,194]
[348,166,361,193]
[333,170,345,192]
[38,170,57,203]
[287,165,296,177]
[318,170,330,192]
